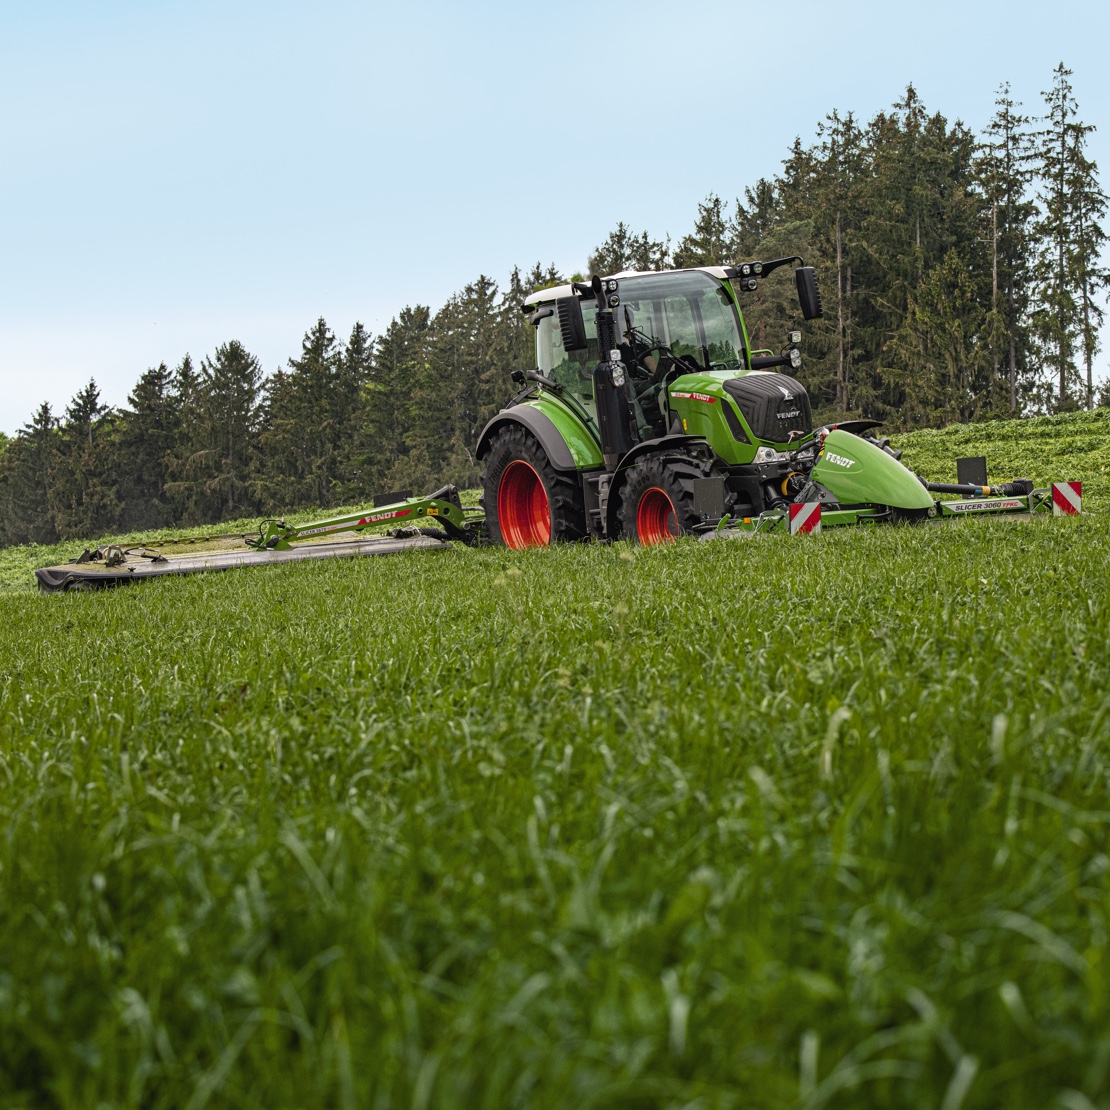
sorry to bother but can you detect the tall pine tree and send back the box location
[1030,64,1107,409]
[979,84,1037,412]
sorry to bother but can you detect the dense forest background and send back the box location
[2,67,1108,546]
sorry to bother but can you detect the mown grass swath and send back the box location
[0,415,1107,1106]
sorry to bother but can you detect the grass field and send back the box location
[1,412,1108,1107]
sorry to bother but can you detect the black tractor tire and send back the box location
[618,454,730,545]
[480,424,587,548]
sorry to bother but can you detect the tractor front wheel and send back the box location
[619,455,721,545]
[480,425,587,548]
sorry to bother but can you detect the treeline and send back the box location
[0,275,546,545]
[1,67,1107,546]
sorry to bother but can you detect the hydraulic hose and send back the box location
[921,479,1034,497]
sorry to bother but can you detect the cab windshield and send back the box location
[616,271,745,370]
[535,270,745,393]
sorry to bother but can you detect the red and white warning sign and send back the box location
[1052,481,1082,516]
[789,502,822,535]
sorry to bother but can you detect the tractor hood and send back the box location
[811,429,934,511]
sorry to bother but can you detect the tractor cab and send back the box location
[530,268,749,441]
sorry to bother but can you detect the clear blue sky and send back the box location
[2,0,1108,434]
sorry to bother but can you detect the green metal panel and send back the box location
[667,371,760,464]
[812,429,935,510]
[936,495,1035,517]
[526,392,604,470]
[712,505,897,535]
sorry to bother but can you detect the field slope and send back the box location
[0,410,1108,1108]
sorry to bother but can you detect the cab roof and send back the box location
[521,265,733,308]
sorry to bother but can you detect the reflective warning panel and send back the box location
[789,502,822,535]
[1052,481,1082,517]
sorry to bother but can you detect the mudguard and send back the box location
[475,401,600,472]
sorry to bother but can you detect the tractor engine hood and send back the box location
[811,429,934,511]
[722,373,812,442]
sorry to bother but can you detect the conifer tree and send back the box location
[358,306,431,488]
[163,354,208,523]
[588,222,670,274]
[336,321,374,500]
[780,111,864,411]
[0,402,59,545]
[979,84,1037,412]
[1031,64,1108,409]
[50,380,120,539]
[732,178,780,258]
[195,341,262,518]
[257,318,345,507]
[889,249,991,424]
[116,362,179,529]
[1066,113,1109,408]
[674,194,734,268]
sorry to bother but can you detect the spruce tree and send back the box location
[257,318,343,508]
[856,88,983,421]
[779,111,864,412]
[1066,113,1109,408]
[979,84,1037,412]
[163,355,208,523]
[588,222,670,274]
[336,321,374,501]
[0,402,59,545]
[732,178,780,258]
[674,194,734,268]
[50,380,120,539]
[358,306,431,490]
[199,341,262,518]
[116,362,179,529]
[1031,64,1107,409]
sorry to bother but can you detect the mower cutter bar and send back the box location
[34,485,481,593]
[34,533,451,593]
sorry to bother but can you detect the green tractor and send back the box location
[35,258,1080,591]
[477,259,956,546]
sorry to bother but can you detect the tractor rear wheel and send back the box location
[480,424,587,548]
[618,454,725,545]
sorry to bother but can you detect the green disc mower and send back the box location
[36,259,1081,591]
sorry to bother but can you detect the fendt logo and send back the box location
[824,452,855,468]
[777,409,803,420]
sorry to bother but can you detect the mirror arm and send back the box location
[758,256,803,278]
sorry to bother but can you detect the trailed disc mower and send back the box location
[35,261,1081,592]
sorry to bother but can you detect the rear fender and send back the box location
[475,399,601,472]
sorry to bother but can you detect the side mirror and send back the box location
[556,297,588,352]
[796,266,823,320]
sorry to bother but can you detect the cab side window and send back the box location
[537,311,598,398]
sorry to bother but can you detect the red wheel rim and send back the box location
[637,486,679,544]
[497,460,552,548]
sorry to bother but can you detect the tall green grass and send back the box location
[0,412,1108,1107]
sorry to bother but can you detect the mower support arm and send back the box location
[248,486,476,550]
